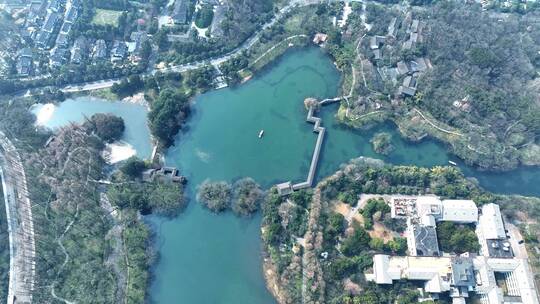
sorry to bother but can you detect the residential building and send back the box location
[70,36,88,64]
[111,40,127,62]
[142,167,186,183]
[476,203,513,258]
[50,46,69,67]
[367,254,475,303]
[368,198,539,304]
[92,39,107,60]
[16,47,33,76]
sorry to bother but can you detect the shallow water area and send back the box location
[31,97,152,160]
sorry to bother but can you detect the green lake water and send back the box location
[34,47,540,303]
[31,97,152,159]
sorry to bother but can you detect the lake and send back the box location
[37,47,540,304]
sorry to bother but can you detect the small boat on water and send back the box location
[448,160,457,166]
[258,130,264,138]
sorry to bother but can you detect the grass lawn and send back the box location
[92,9,123,27]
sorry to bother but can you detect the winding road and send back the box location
[59,0,326,94]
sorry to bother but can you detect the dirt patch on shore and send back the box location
[333,202,364,225]
[262,253,287,304]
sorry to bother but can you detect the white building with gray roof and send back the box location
[368,198,539,304]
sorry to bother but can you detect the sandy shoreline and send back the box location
[33,103,56,126]
[121,93,150,110]
[102,141,137,164]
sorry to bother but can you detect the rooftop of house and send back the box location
[410,19,419,33]
[474,256,539,304]
[441,200,478,223]
[450,256,475,287]
[402,75,416,88]
[387,17,398,37]
[142,167,186,183]
[17,56,33,75]
[93,39,107,59]
[19,47,32,57]
[50,47,69,65]
[42,11,59,32]
[399,85,416,96]
[56,32,68,46]
[411,224,440,257]
[369,254,454,293]
[276,182,293,196]
[479,203,506,240]
[65,5,78,22]
[35,30,51,47]
[369,35,386,49]
[396,61,410,75]
[369,198,539,304]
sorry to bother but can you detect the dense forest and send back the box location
[418,3,540,169]
[327,1,540,171]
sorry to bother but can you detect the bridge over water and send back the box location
[276,98,341,195]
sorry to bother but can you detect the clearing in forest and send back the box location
[92,9,123,27]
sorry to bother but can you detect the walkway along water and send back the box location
[290,104,328,191]
[281,90,346,193]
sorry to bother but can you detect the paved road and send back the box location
[19,0,366,95]
[0,131,36,304]
[61,79,121,93]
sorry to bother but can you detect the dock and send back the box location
[277,104,327,195]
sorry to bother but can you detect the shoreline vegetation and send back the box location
[0,99,186,303]
[196,178,264,217]
[370,132,394,155]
